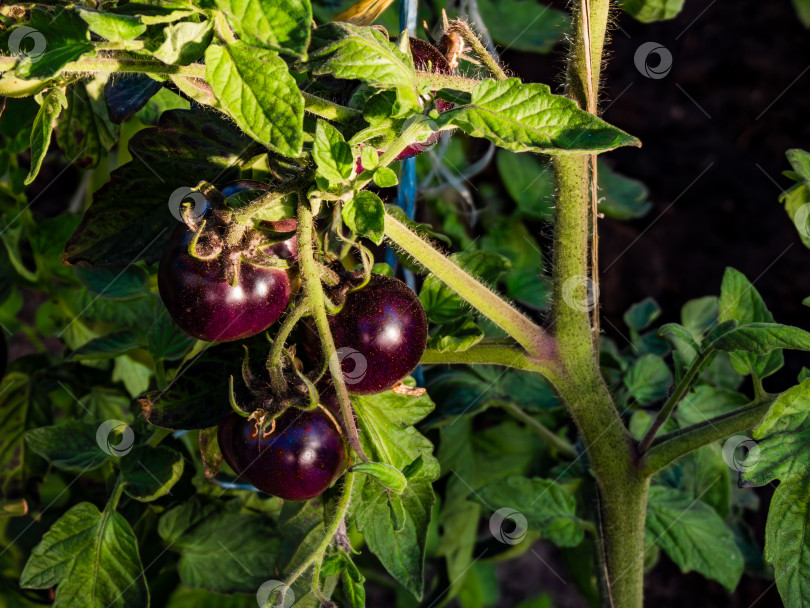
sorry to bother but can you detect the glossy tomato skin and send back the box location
[217,406,347,501]
[329,274,427,394]
[158,224,293,342]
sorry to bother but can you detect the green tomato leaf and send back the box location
[20,502,149,607]
[67,331,140,361]
[361,145,380,170]
[313,120,353,183]
[25,87,67,185]
[373,166,399,187]
[739,380,810,607]
[148,305,194,361]
[306,22,419,116]
[74,265,149,299]
[496,150,555,220]
[57,79,119,170]
[426,317,484,353]
[205,42,303,157]
[343,190,385,244]
[153,20,214,65]
[352,461,408,494]
[419,250,511,324]
[435,78,640,154]
[214,0,311,58]
[719,267,783,379]
[64,108,257,267]
[25,420,111,471]
[472,476,584,547]
[162,502,281,593]
[673,385,749,428]
[623,353,672,404]
[623,297,661,331]
[355,477,434,600]
[710,322,810,355]
[338,549,366,608]
[78,8,146,41]
[0,373,39,504]
[598,159,653,219]
[645,485,744,591]
[121,445,184,501]
[13,8,94,80]
[476,0,568,53]
[622,0,685,22]
[353,385,439,599]
[139,344,240,430]
[109,2,197,25]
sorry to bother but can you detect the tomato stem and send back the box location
[445,20,507,81]
[297,198,369,462]
[266,298,310,395]
[282,471,356,596]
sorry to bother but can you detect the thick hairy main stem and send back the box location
[553,2,648,607]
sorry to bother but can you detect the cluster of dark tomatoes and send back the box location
[157,182,427,500]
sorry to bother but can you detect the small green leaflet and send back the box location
[435,78,640,154]
[121,445,184,501]
[160,501,281,593]
[623,353,672,404]
[372,167,398,187]
[205,42,304,157]
[25,420,110,471]
[741,379,810,607]
[343,191,385,244]
[20,502,149,607]
[779,148,810,249]
[477,0,568,53]
[472,476,584,547]
[622,0,685,22]
[13,8,94,79]
[25,87,68,185]
[351,461,407,494]
[306,22,420,116]
[214,0,311,58]
[78,8,146,41]
[153,20,214,65]
[57,79,119,170]
[353,385,439,600]
[718,267,783,379]
[645,485,743,591]
[313,120,352,183]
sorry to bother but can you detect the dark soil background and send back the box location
[502,0,810,606]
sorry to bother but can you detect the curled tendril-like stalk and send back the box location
[186,219,223,260]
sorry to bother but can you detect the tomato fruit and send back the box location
[329,274,427,394]
[217,406,347,501]
[158,181,295,342]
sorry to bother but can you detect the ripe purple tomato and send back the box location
[329,274,427,394]
[217,406,347,501]
[158,181,295,342]
[158,225,293,342]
